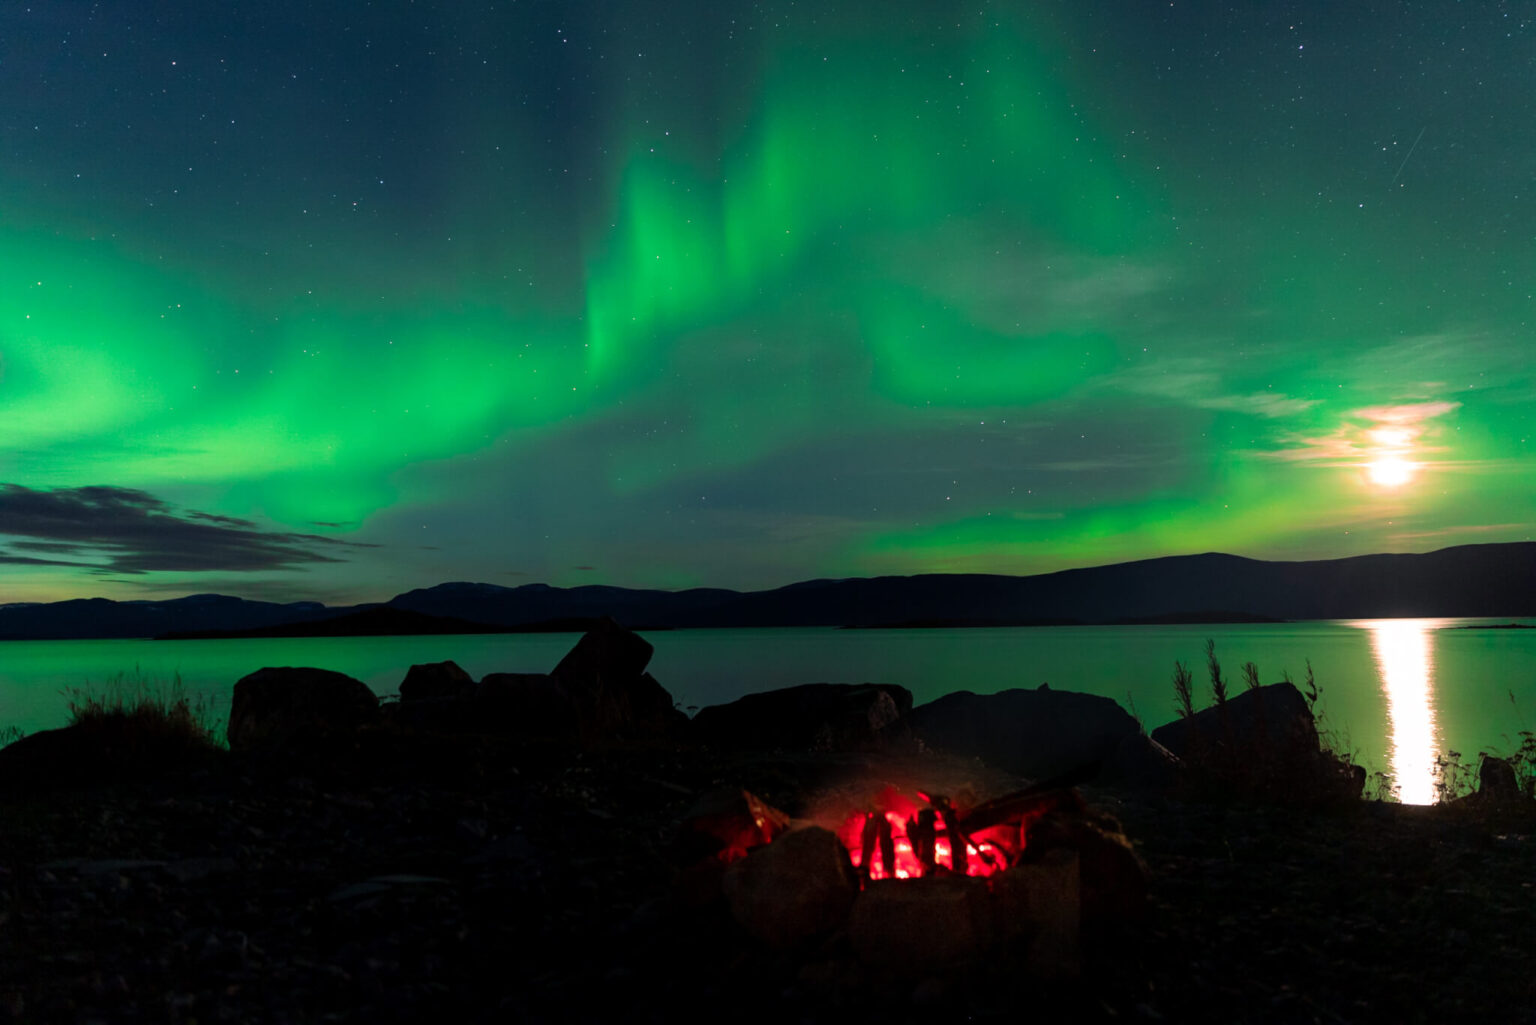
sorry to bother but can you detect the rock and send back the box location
[692,682,914,752]
[551,616,654,688]
[1148,683,1366,802]
[1026,812,1149,926]
[722,826,858,949]
[1149,682,1318,760]
[1479,754,1520,798]
[226,667,379,753]
[548,619,686,741]
[909,687,1139,781]
[988,847,1081,979]
[398,661,475,702]
[673,787,791,865]
[847,874,994,969]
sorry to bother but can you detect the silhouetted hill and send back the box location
[0,594,345,640]
[385,581,738,625]
[681,544,1536,626]
[2,543,1532,639]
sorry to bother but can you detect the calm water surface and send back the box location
[3,619,1533,803]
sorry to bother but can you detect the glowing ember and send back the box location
[835,785,1026,884]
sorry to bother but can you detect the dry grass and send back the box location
[62,669,224,752]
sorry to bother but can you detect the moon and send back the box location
[1368,456,1414,487]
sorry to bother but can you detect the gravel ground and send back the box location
[2,737,1533,1024]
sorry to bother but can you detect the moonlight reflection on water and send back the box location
[1362,619,1445,805]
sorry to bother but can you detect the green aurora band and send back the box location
[1,2,1531,600]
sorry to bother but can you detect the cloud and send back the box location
[1382,523,1534,545]
[0,484,377,575]
[0,552,83,568]
[1100,357,1319,419]
[1264,400,1462,465]
[1351,401,1461,425]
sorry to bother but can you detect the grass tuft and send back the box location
[62,669,225,752]
[1172,660,1195,720]
[1205,639,1227,706]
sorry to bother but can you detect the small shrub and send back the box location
[62,669,224,752]
[1433,750,1477,802]
[1368,769,1400,802]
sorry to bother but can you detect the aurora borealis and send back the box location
[3,2,1532,603]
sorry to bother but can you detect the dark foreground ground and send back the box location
[1,737,1533,1024]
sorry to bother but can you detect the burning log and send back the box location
[910,808,937,874]
[929,794,969,876]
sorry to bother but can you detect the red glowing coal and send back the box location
[834,784,1067,885]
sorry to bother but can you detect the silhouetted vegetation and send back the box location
[1172,660,1195,719]
[1165,642,1365,807]
[63,670,224,752]
[1205,639,1227,705]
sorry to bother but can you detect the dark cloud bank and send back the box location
[0,484,375,575]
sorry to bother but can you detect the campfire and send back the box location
[835,784,1072,884]
[677,776,1140,978]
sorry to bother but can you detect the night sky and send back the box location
[3,2,1532,604]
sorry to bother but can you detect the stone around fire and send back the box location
[722,826,859,950]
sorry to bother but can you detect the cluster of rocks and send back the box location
[206,616,1345,804]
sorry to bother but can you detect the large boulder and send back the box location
[1150,682,1318,759]
[1149,683,1365,803]
[398,661,475,702]
[691,682,914,752]
[227,667,379,753]
[547,618,685,740]
[909,686,1140,782]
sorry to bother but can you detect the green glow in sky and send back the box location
[1,2,1531,601]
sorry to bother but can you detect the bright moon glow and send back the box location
[1362,619,1442,804]
[1370,427,1412,447]
[1367,456,1415,487]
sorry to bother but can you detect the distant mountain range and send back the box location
[2,542,1533,640]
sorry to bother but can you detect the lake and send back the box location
[2,618,1534,803]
